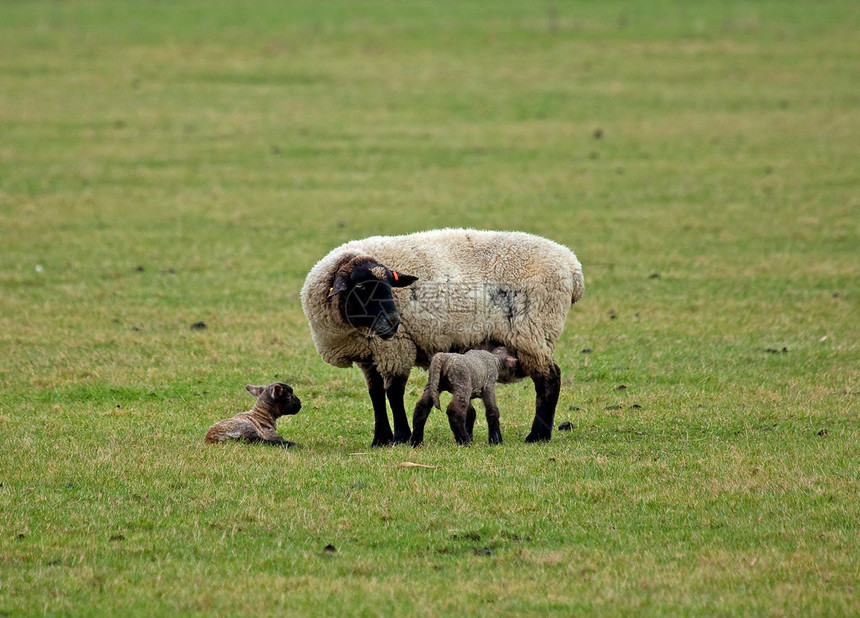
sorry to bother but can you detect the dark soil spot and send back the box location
[190,321,207,331]
[453,531,481,542]
[581,348,592,354]
[109,534,125,542]
[558,421,574,431]
[608,310,617,319]
[503,532,531,542]
[817,429,829,437]
[630,404,642,409]
[134,265,145,272]
[765,347,788,354]
[474,547,496,556]
[616,384,626,391]
[649,272,660,279]
[605,405,622,411]
[46,559,62,567]
[323,544,337,553]
[16,533,25,540]
[593,128,604,139]
[568,406,581,411]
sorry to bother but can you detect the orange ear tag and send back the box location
[392,271,399,282]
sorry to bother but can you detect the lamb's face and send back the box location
[248,383,302,417]
[267,383,302,416]
[331,259,417,340]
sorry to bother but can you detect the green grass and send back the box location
[1,0,858,615]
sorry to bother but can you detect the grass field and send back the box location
[1,1,858,615]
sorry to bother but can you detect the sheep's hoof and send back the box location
[371,434,394,448]
[410,438,423,448]
[392,431,412,445]
[525,431,551,443]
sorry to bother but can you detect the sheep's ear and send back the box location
[328,273,350,297]
[503,356,517,368]
[390,271,418,288]
[246,385,265,397]
[270,384,283,399]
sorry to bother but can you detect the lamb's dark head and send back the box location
[246,382,302,417]
[491,346,519,381]
[328,257,417,340]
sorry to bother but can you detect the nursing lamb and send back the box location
[411,346,519,446]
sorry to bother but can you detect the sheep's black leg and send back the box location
[411,389,434,447]
[386,375,412,444]
[525,362,561,443]
[360,364,393,447]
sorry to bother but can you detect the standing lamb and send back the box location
[300,228,584,447]
[205,382,301,447]
[411,346,519,446]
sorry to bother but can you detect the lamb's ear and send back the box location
[270,384,283,399]
[390,271,418,287]
[328,272,350,297]
[503,356,517,368]
[246,384,265,397]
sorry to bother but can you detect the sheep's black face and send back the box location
[330,259,417,339]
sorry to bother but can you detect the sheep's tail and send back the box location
[427,356,443,410]
[570,258,585,304]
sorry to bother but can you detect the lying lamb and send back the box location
[411,346,519,446]
[205,382,301,447]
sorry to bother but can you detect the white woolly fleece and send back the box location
[300,229,584,378]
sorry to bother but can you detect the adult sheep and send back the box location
[300,228,584,447]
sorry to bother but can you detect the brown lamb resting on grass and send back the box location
[411,346,518,447]
[205,383,301,447]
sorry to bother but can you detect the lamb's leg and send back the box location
[465,404,477,442]
[481,388,503,445]
[386,374,412,444]
[525,362,561,443]
[360,363,394,447]
[446,393,472,445]
[410,388,435,447]
[259,430,299,449]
